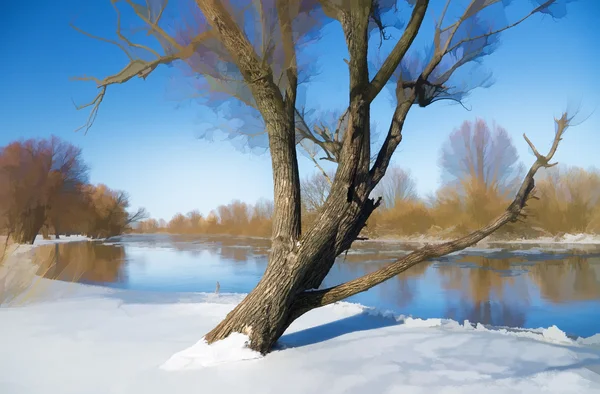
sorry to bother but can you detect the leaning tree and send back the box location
[74,0,578,354]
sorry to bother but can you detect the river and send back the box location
[31,233,600,338]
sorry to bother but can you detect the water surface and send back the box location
[32,233,600,338]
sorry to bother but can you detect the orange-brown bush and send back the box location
[370,199,434,237]
[156,199,274,238]
[82,184,147,239]
[140,165,600,240]
[528,166,600,234]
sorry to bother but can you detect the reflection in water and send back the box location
[436,256,530,327]
[529,256,600,302]
[21,234,600,337]
[34,242,128,284]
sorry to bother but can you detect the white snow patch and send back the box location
[1,242,600,393]
[578,334,600,347]
[161,333,262,370]
[403,317,444,328]
[447,247,504,256]
[369,232,600,245]
[542,325,573,344]
[501,233,600,245]
[32,234,91,246]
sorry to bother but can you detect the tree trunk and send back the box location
[53,219,60,239]
[41,224,51,240]
[11,205,46,245]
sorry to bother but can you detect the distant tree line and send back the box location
[137,119,600,240]
[138,199,273,238]
[0,136,147,244]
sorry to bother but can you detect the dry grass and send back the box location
[134,166,600,240]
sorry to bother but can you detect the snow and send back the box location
[161,333,262,370]
[1,281,599,393]
[372,232,600,246]
[1,237,600,393]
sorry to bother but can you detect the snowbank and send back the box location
[0,276,599,394]
[0,235,91,307]
[370,232,600,246]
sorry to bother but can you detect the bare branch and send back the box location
[437,0,452,30]
[70,23,134,61]
[123,0,183,51]
[111,1,161,59]
[300,140,333,186]
[369,94,415,185]
[72,86,107,134]
[424,0,554,81]
[523,134,544,160]
[292,111,574,313]
[73,22,213,132]
[295,109,342,162]
[367,0,429,102]
[444,3,551,56]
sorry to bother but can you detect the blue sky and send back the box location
[1,0,599,221]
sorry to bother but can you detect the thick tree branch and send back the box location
[291,112,572,314]
[196,0,301,242]
[318,0,343,20]
[366,0,429,102]
[277,0,298,110]
[369,93,415,186]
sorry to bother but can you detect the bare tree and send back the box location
[372,165,417,209]
[0,136,89,244]
[435,118,525,229]
[301,170,335,212]
[439,119,523,197]
[75,0,576,353]
[45,137,90,238]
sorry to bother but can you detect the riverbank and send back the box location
[127,231,600,246]
[1,239,600,393]
[365,232,600,246]
[0,276,599,393]
[0,235,91,307]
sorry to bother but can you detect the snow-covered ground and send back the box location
[371,232,600,246]
[1,236,600,393]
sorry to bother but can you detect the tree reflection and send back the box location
[326,248,432,309]
[528,256,600,303]
[33,242,126,284]
[168,234,270,262]
[437,255,530,327]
